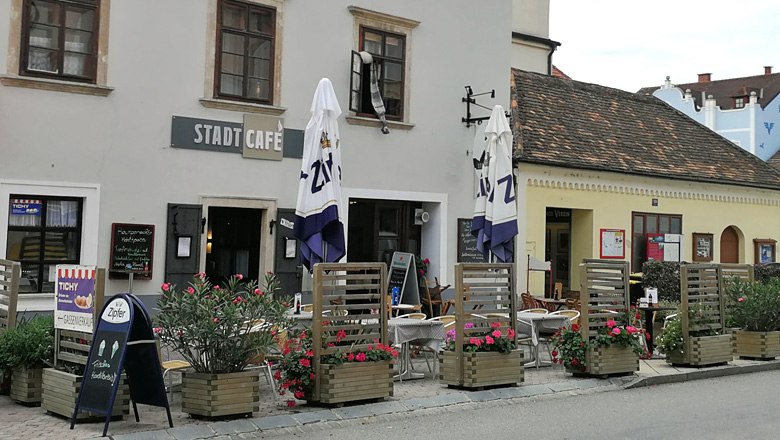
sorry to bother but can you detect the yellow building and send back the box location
[511,70,780,297]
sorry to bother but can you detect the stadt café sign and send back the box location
[171,114,295,161]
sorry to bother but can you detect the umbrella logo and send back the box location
[320,132,331,149]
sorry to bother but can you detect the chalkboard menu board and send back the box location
[388,252,420,306]
[457,218,487,263]
[109,223,154,280]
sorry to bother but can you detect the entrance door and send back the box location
[545,208,571,295]
[720,226,739,263]
[274,209,301,295]
[206,207,262,284]
[347,199,421,268]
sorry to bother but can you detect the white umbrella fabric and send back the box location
[471,105,518,262]
[293,78,346,271]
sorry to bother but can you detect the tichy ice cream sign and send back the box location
[171,114,303,160]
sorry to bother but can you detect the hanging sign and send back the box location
[55,265,97,333]
[388,252,421,306]
[72,294,172,437]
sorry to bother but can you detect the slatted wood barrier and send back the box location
[669,263,732,366]
[578,259,631,343]
[721,264,754,283]
[440,263,522,388]
[0,259,21,330]
[310,263,390,404]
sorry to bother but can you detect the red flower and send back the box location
[293,391,304,399]
[161,283,170,292]
[234,273,244,280]
[571,323,580,332]
[305,350,313,357]
[355,352,367,362]
[273,370,282,380]
[233,296,243,304]
[571,358,579,366]
[186,287,194,295]
[336,330,347,342]
[346,353,355,361]
[299,358,311,367]
[254,288,263,296]
[551,350,558,357]
[738,297,745,302]
[212,317,219,324]
[286,400,296,408]
[309,373,316,380]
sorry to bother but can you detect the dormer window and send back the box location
[734,97,745,108]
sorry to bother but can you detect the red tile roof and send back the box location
[511,69,780,190]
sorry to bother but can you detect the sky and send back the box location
[548,0,780,92]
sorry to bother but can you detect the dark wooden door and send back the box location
[165,204,202,288]
[720,226,739,263]
[274,209,301,296]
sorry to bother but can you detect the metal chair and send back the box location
[396,312,427,320]
[549,309,580,325]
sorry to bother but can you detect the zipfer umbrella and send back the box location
[294,78,346,271]
[471,105,518,262]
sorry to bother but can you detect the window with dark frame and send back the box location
[349,27,405,119]
[6,195,83,293]
[734,97,745,109]
[631,212,682,272]
[20,0,99,83]
[215,0,276,104]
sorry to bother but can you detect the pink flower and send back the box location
[161,283,170,292]
[485,335,494,345]
[213,285,221,290]
[606,319,616,328]
[507,329,516,338]
[491,329,502,338]
[612,327,621,335]
[464,322,474,329]
[254,288,263,296]
[286,400,296,408]
[355,352,367,362]
[234,273,244,280]
[152,327,162,334]
[232,296,243,304]
[418,270,425,276]
[336,330,347,342]
[490,321,502,329]
[738,297,745,302]
[423,258,430,264]
[346,353,355,361]
[186,286,194,295]
[294,391,304,399]
[195,272,206,279]
[626,325,637,335]
[299,358,311,367]
[212,317,219,324]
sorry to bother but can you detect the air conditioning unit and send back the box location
[414,208,430,225]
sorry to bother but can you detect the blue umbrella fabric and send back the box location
[294,78,346,271]
[471,105,518,262]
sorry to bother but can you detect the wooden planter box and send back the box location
[581,345,639,376]
[734,330,780,360]
[439,350,524,389]
[666,334,733,366]
[308,360,393,405]
[41,368,129,419]
[10,366,42,404]
[181,370,259,418]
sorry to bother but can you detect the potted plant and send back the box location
[155,272,289,418]
[0,316,54,405]
[276,326,396,406]
[439,321,523,388]
[657,302,732,366]
[726,278,780,360]
[551,319,644,376]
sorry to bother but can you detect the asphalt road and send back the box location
[257,370,780,440]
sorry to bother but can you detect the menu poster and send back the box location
[646,234,664,261]
[54,265,97,333]
[457,218,488,263]
[109,223,154,280]
[599,228,625,259]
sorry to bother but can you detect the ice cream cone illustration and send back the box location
[111,340,119,359]
[98,340,106,357]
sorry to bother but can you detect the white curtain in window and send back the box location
[47,201,79,227]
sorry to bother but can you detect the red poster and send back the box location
[646,234,664,261]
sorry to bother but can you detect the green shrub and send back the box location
[754,264,780,284]
[642,261,681,302]
[725,278,780,332]
[0,316,54,370]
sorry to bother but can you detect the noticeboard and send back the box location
[109,223,154,280]
[600,228,625,259]
[457,218,488,263]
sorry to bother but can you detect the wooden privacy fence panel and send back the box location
[681,264,725,335]
[452,263,517,380]
[720,264,754,283]
[578,259,630,342]
[0,259,21,329]
[311,263,387,402]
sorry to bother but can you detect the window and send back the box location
[350,28,406,119]
[631,212,682,272]
[215,0,276,104]
[20,0,99,83]
[6,196,82,293]
[734,97,745,108]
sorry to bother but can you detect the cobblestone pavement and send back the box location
[2,352,779,440]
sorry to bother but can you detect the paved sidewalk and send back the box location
[1,354,779,440]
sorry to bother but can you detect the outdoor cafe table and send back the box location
[388,318,445,381]
[516,312,571,369]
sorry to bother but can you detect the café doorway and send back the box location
[205,206,261,284]
[347,199,422,268]
[545,207,571,294]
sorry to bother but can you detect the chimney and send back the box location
[698,73,711,83]
[765,66,773,75]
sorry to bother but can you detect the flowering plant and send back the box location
[656,302,721,355]
[415,256,430,279]
[551,320,646,372]
[275,326,397,407]
[725,277,780,332]
[444,322,516,354]
[155,273,290,374]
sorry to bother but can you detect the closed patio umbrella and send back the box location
[471,105,517,262]
[294,78,346,271]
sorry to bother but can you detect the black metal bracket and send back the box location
[461,85,509,127]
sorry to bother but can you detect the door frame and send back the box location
[199,196,277,280]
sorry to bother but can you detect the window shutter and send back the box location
[349,50,363,113]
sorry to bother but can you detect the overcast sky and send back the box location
[548,0,780,92]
